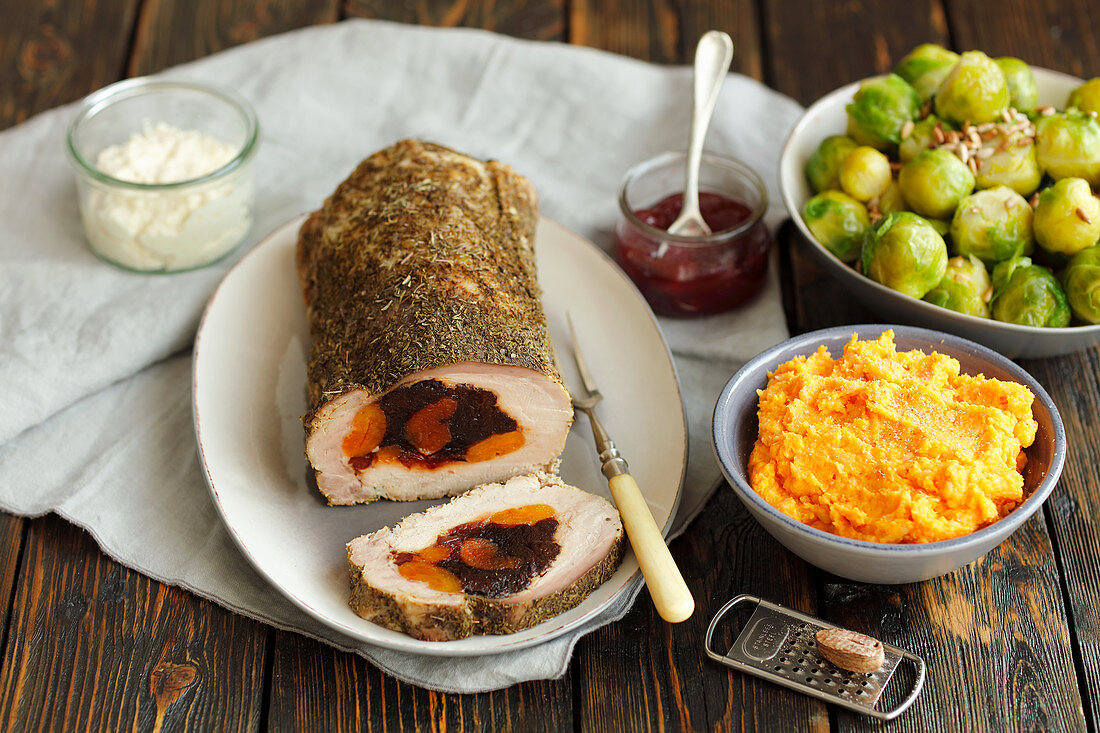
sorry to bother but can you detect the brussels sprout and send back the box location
[1067,78,1100,115]
[803,191,871,263]
[934,51,1010,125]
[895,44,960,101]
[1035,110,1100,186]
[862,212,949,298]
[877,180,907,216]
[899,115,954,163]
[805,135,860,193]
[924,255,993,318]
[839,146,892,202]
[898,148,976,219]
[1062,244,1100,324]
[990,256,1070,327]
[973,132,1043,196]
[950,186,1035,265]
[995,57,1039,112]
[846,74,922,151]
[927,218,952,237]
[1033,177,1100,255]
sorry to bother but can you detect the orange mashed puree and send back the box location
[748,331,1037,544]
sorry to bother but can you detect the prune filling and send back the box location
[347,379,521,470]
[394,515,561,598]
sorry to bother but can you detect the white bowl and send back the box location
[779,68,1100,359]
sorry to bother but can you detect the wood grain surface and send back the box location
[0,0,141,128]
[129,0,341,77]
[0,515,269,733]
[0,0,1098,730]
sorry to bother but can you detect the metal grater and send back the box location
[705,595,926,720]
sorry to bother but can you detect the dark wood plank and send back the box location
[0,513,24,661]
[0,0,141,129]
[1025,351,1100,730]
[574,489,828,732]
[760,0,950,105]
[823,515,1085,731]
[266,630,572,731]
[128,0,341,77]
[943,0,1100,77]
[568,0,761,76]
[0,515,268,732]
[345,0,565,41]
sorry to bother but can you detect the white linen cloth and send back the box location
[0,20,801,692]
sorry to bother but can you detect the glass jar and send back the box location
[616,152,771,317]
[66,78,259,273]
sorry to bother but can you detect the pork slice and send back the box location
[347,473,624,641]
[308,363,572,504]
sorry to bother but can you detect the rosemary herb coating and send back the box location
[296,139,573,504]
[297,139,559,417]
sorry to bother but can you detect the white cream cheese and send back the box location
[79,122,253,271]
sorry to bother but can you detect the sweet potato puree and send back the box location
[748,331,1037,544]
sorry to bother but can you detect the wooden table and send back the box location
[1,1,1098,730]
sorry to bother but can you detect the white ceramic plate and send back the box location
[779,67,1100,358]
[193,215,687,656]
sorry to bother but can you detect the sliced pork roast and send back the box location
[296,140,572,504]
[347,473,624,640]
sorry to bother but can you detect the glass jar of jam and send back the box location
[616,152,771,317]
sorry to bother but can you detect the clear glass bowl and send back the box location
[616,152,771,316]
[66,78,259,273]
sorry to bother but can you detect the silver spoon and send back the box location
[667,31,735,238]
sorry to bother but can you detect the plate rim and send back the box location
[191,213,688,656]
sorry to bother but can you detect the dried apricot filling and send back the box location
[343,379,525,471]
[393,506,562,598]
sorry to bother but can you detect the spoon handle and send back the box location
[682,31,735,223]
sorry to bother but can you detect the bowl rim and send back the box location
[712,323,1067,556]
[66,77,261,191]
[777,66,1100,337]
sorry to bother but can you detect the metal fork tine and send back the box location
[566,312,601,398]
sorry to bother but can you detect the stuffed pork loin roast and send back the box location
[347,472,624,640]
[297,140,572,504]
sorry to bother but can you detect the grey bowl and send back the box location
[712,325,1066,584]
[778,68,1100,359]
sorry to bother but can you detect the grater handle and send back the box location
[883,651,927,721]
[704,594,759,662]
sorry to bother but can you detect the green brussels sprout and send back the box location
[1033,177,1100,255]
[898,148,976,219]
[899,115,954,163]
[805,135,860,193]
[839,146,892,202]
[1062,244,1100,324]
[1067,78,1100,115]
[803,191,871,263]
[934,51,1010,125]
[990,256,1071,327]
[846,74,922,151]
[926,218,952,238]
[974,132,1043,196]
[895,44,960,101]
[1035,110,1100,186]
[877,180,907,216]
[862,212,949,298]
[950,186,1035,265]
[995,57,1039,112]
[924,255,993,318]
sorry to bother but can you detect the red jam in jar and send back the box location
[616,191,770,317]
